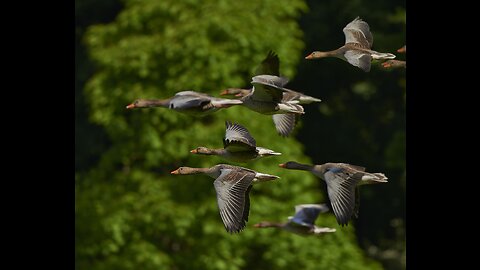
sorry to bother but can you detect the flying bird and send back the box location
[221,51,321,136]
[190,121,281,163]
[171,164,279,233]
[305,17,396,72]
[279,161,387,226]
[253,204,336,236]
[126,91,242,116]
[238,75,306,137]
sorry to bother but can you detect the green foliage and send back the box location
[76,0,385,269]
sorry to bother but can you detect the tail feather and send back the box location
[256,147,282,156]
[373,173,388,181]
[360,173,388,184]
[254,172,280,181]
[277,103,304,114]
[299,96,322,104]
[272,113,296,137]
[371,52,396,60]
[313,227,337,234]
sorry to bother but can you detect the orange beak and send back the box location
[126,103,136,109]
[278,163,286,168]
[234,93,243,97]
[170,169,179,174]
[253,223,261,228]
[397,47,406,53]
[219,90,228,96]
[190,149,198,154]
[305,54,313,60]
[382,62,391,68]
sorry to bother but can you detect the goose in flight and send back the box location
[305,17,396,72]
[253,204,336,236]
[221,51,321,136]
[190,121,281,163]
[171,164,279,233]
[279,161,388,226]
[238,75,306,137]
[126,91,242,116]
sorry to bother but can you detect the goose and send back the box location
[220,51,321,137]
[219,50,280,98]
[239,75,306,137]
[278,161,388,226]
[253,204,336,236]
[221,86,321,138]
[170,164,279,233]
[305,17,396,72]
[190,121,281,163]
[126,91,243,116]
[220,88,322,105]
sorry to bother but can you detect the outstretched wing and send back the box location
[223,121,257,151]
[289,204,330,226]
[249,75,289,102]
[272,114,296,137]
[254,50,280,76]
[169,91,212,110]
[343,17,373,49]
[344,50,372,72]
[323,166,363,226]
[213,168,255,233]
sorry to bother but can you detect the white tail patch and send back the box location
[254,172,280,182]
[371,52,396,60]
[299,96,322,104]
[373,173,388,181]
[314,227,336,234]
[277,103,304,114]
[257,147,282,156]
[361,173,388,182]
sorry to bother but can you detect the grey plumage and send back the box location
[220,51,321,136]
[223,121,257,151]
[127,90,243,115]
[306,17,396,72]
[213,168,256,233]
[272,114,297,137]
[279,161,388,226]
[171,164,279,233]
[343,16,374,49]
[254,204,336,235]
[289,204,330,227]
[191,121,281,163]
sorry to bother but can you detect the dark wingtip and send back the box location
[337,218,350,227]
[226,225,246,234]
[267,50,278,58]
